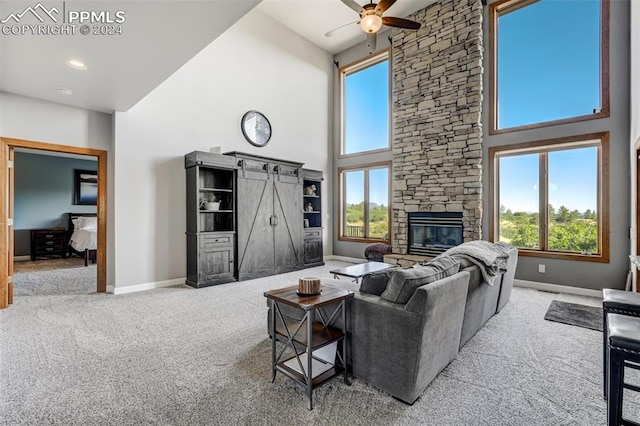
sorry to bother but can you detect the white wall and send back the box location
[113,9,333,289]
[0,92,112,150]
[0,91,115,287]
[629,0,639,289]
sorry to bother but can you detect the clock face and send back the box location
[241,110,272,147]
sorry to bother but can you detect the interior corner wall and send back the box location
[113,9,333,289]
[482,0,631,291]
[0,92,115,287]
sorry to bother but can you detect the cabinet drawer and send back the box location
[36,242,64,251]
[200,234,234,251]
[304,230,322,240]
[36,246,63,254]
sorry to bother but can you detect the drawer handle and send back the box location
[45,241,54,245]
[45,234,54,238]
[45,248,54,252]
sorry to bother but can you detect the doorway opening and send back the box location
[0,137,107,308]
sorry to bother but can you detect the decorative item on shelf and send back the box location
[298,276,321,296]
[200,194,221,211]
[304,184,317,196]
[209,146,223,154]
[305,203,314,212]
[303,219,310,228]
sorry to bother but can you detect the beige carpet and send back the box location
[2,261,633,425]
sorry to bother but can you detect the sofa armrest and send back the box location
[405,270,471,314]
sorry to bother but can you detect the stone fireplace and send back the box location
[390,0,484,257]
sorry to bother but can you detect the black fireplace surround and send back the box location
[408,212,463,257]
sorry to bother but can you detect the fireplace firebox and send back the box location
[408,212,463,257]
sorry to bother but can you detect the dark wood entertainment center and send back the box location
[185,151,324,288]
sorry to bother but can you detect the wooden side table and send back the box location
[264,284,353,410]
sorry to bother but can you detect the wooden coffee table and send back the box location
[329,262,396,283]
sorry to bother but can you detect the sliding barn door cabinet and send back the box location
[185,151,323,288]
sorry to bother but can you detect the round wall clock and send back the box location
[241,110,272,147]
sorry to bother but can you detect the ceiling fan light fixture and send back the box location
[360,14,382,33]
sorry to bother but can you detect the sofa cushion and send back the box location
[359,268,397,296]
[381,256,460,304]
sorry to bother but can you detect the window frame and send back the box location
[489,132,610,262]
[338,49,392,157]
[488,0,610,135]
[338,161,392,244]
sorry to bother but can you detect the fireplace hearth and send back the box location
[408,212,463,257]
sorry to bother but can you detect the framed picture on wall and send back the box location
[74,169,98,205]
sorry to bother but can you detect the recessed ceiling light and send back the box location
[58,87,73,96]
[66,59,87,70]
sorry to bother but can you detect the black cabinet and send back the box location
[30,228,67,260]
[302,169,324,267]
[185,151,237,288]
[185,152,324,287]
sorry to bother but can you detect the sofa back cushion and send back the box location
[360,268,396,296]
[381,256,460,304]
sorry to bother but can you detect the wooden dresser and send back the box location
[30,228,67,260]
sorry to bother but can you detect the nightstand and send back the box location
[30,228,67,261]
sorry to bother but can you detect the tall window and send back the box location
[339,163,390,243]
[490,133,609,262]
[490,0,609,134]
[340,51,390,155]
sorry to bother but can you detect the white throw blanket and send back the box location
[442,241,512,285]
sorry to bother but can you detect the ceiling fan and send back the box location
[326,0,421,53]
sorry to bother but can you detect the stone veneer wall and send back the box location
[391,0,484,254]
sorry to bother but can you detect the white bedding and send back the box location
[69,229,97,251]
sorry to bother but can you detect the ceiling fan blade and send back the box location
[382,16,421,30]
[341,0,363,13]
[367,32,377,54]
[375,0,397,14]
[324,20,358,37]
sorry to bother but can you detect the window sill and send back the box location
[338,236,391,245]
[517,248,609,263]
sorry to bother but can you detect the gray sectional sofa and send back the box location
[266,243,518,404]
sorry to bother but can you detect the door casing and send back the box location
[0,137,107,308]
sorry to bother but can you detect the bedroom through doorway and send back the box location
[0,137,107,308]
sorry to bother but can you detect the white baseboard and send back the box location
[324,255,366,264]
[14,255,30,261]
[514,279,602,298]
[111,278,187,295]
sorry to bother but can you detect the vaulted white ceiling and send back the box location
[0,0,260,113]
[0,0,436,113]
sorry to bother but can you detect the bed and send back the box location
[66,213,97,266]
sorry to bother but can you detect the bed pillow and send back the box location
[381,256,460,304]
[77,216,97,231]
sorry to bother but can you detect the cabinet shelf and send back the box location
[304,195,320,198]
[200,209,233,213]
[304,211,320,214]
[200,188,233,192]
